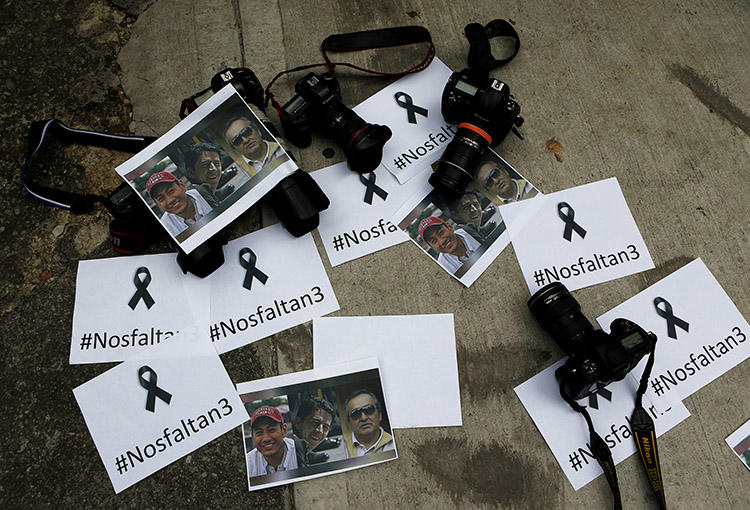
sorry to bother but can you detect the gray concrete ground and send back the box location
[1,0,748,508]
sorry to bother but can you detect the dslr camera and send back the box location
[279,72,392,174]
[528,282,655,400]
[429,69,524,199]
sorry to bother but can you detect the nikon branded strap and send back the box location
[22,119,155,212]
[632,339,667,509]
[265,25,435,112]
[562,336,665,510]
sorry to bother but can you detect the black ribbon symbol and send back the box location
[394,92,428,124]
[239,248,269,290]
[557,202,587,242]
[654,297,689,339]
[138,365,172,412]
[587,383,613,410]
[359,172,389,205]
[128,266,155,310]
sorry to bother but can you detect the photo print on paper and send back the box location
[239,367,396,491]
[398,150,539,279]
[118,89,293,248]
[726,419,750,471]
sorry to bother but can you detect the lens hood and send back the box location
[344,123,392,173]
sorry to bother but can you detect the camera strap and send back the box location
[562,339,666,510]
[464,19,521,82]
[22,119,156,212]
[265,25,435,112]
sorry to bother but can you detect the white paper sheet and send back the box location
[71,253,209,364]
[236,358,397,491]
[502,177,655,293]
[313,314,461,428]
[725,418,750,471]
[514,359,690,490]
[73,332,248,493]
[312,162,433,266]
[597,258,750,403]
[115,85,297,254]
[353,58,455,183]
[202,224,339,354]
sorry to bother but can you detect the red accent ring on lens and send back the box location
[346,124,371,151]
[458,123,493,144]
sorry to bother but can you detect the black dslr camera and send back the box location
[430,71,523,199]
[182,67,330,237]
[528,282,655,401]
[279,72,392,174]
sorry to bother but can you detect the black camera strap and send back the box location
[22,119,156,212]
[562,339,666,510]
[464,19,521,82]
[265,25,435,113]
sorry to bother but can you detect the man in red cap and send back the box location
[418,215,481,274]
[246,405,299,479]
[146,170,213,237]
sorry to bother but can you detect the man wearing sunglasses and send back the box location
[223,117,285,174]
[344,390,394,457]
[291,396,336,466]
[477,161,537,203]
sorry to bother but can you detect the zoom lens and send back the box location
[429,124,491,199]
[527,282,594,354]
[320,102,391,173]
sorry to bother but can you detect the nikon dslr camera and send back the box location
[528,282,655,400]
[280,72,392,174]
[429,69,524,199]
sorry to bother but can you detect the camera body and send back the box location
[280,72,392,173]
[528,282,654,401]
[429,70,524,199]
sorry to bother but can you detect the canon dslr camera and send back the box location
[280,72,392,174]
[528,282,655,401]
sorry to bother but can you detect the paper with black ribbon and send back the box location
[597,258,750,403]
[352,58,454,184]
[312,162,427,267]
[501,177,655,293]
[73,332,248,493]
[201,224,339,354]
[71,253,210,365]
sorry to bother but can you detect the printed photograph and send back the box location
[397,150,539,281]
[117,87,295,253]
[239,366,396,490]
[727,419,750,471]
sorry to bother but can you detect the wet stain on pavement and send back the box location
[668,64,750,135]
[413,438,555,507]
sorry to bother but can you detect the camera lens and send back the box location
[429,124,491,199]
[268,170,330,237]
[527,282,594,354]
[320,102,391,173]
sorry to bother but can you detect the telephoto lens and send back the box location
[429,123,491,199]
[527,282,595,355]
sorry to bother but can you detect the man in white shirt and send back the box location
[344,390,395,458]
[418,216,482,274]
[477,161,537,203]
[223,117,285,174]
[246,405,299,479]
[146,171,213,237]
